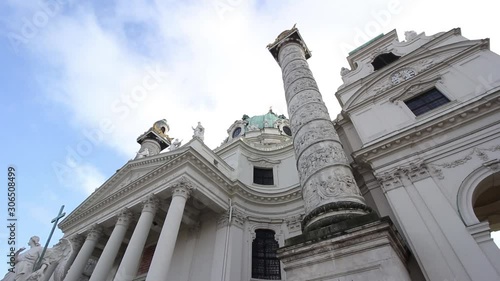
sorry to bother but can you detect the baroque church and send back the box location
[10,27,500,281]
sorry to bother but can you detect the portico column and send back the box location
[64,224,103,281]
[89,209,132,281]
[145,179,193,281]
[113,195,159,281]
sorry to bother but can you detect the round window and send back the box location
[232,127,242,138]
[283,126,292,136]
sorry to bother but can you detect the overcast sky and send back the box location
[1,0,499,274]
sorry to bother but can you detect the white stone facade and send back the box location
[22,28,500,281]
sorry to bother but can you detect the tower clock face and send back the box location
[391,69,416,85]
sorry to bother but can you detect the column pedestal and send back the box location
[277,218,411,281]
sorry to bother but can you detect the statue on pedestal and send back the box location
[192,122,205,141]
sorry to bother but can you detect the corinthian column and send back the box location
[64,225,103,281]
[145,179,193,281]
[267,26,371,231]
[114,195,159,281]
[89,209,132,281]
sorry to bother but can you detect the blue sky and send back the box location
[1,0,499,275]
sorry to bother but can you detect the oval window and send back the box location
[232,127,242,138]
[283,126,292,136]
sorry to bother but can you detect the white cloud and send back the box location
[7,0,500,157]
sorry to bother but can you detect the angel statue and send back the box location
[192,122,205,141]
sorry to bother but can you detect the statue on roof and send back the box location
[136,148,150,159]
[169,139,182,151]
[340,67,351,76]
[192,122,205,141]
[405,31,418,42]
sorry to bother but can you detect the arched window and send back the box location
[372,52,400,71]
[252,229,281,280]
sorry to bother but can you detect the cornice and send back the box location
[353,93,500,162]
[232,181,302,205]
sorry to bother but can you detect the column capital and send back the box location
[171,177,193,199]
[142,194,160,214]
[69,234,85,248]
[86,224,103,241]
[116,208,133,226]
[266,25,311,63]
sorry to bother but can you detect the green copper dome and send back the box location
[245,109,286,129]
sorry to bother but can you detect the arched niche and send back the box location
[458,164,500,229]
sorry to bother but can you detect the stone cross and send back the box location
[33,205,66,271]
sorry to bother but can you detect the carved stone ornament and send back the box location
[171,177,194,198]
[248,157,280,168]
[142,194,160,213]
[340,67,351,76]
[116,208,133,226]
[430,145,500,170]
[404,30,418,41]
[298,142,349,185]
[285,214,304,232]
[86,224,104,241]
[366,56,444,100]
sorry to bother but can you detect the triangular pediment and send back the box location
[68,151,183,216]
[59,139,236,230]
[344,38,489,110]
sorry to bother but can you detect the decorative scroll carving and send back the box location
[171,177,194,199]
[431,145,500,169]
[248,157,281,168]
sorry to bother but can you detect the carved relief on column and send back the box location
[170,177,194,199]
[268,27,370,231]
[142,194,160,214]
[86,224,104,241]
[116,208,133,226]
[288,90,323,116]
[289,102,331,133]
[282,59,309,80]
[292,121,339,157]
[297,142,350,186]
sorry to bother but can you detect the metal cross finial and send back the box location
[33,205,66,271]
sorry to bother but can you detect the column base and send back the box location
[302,201,374,231]
[278,217,412,281]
